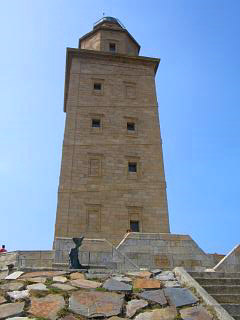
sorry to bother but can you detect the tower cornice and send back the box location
[64,48,160,112]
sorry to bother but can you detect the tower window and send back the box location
[92,79,104,95]
[125,82,136,99]
[94,83,102,90]
[130,220,140,232]
[127,122,135,131]
[87,205,101,232]
[128,162,137,173]
[89,158,101,176]
[92,119,101,128]
[109,43,116,52]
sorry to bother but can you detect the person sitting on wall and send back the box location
[0,245,7,253]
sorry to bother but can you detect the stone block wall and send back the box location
[54,233,222,271]
[116,233,216,271]
[213,244,240,272]
[54,25,170,245]
[53,237,139,271]
[17,251,54,269]
[0,251,54,271]
[0,252,18,271]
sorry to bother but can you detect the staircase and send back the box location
[189,271,240,320]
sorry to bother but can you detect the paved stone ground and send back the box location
[0,268,214,319]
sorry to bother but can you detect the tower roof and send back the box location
[79,17,140,53]
[93,16,126,29]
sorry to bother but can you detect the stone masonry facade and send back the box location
[54,17,170,245]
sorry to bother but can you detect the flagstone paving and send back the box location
[164,287,198,307]
[155,271,175,281]
[5,271,24,280]
[7,290,29,301]
[138,289,168,306]
[20,271,66,279]
[27,283,48,291]
[70,278,101,289]
[0,268,216,320]
[52,275,68,283]
[103,278,132,292]
[133,278,161,289]
[69,272,85,280]
[180,305,213,320]
[69,290,124,318]
[112,275,132,283]
[0,302,25,319]
[163,280,181,288]
[0,281,24,291]
[126,299,148,318]
[134,306,178,320]
[28,294,65,320]
[23,276,47,283]
[126,271,152,279]
[0,296,6,304]
[51,283,76,291]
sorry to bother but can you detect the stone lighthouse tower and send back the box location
[54,17,170,245]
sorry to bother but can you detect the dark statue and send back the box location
[69,236,85,269]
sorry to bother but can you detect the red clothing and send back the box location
[0,248,7,253]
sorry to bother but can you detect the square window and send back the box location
[128,162,137,173]
[92,119,101,128]
[92,79,104,96]
[127,122,135,131]
[94,83,102,91]
[130,220,140,232]
[109,43,116,52]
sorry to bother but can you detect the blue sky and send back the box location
[0,0,239,254]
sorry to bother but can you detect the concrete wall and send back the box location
[213,244,240,272]
[0,252,18,271]
[54,233,221,271]
[1,237,237,272]
[116,233,216,271]
[208,253,225,266]
[54,237,139,272]
[0,251,54,271]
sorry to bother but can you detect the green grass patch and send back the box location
[95,287,107,292]
[132,288,142,293]
[45,279,54,286]
[47,287,63,294]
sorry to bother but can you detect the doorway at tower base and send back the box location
[53,233,220,271]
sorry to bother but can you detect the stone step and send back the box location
[203,285,240,295]
[212,294,240,304]
[189,271,240,279]
[196,278,240,286]
[221,304,240,316]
